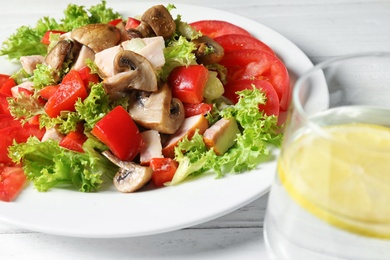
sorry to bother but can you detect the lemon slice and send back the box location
[279,123,390,239]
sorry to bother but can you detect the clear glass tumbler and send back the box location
[263,52,390,259]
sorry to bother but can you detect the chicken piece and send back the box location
[94,45,123,77]
[162,114,209,158]
[139,130,163,166]
[41,128,64,142]
[72,45,95,71]
[203,117,240,155]
[19,55,44,74]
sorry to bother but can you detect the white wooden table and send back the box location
[1,0,389,259]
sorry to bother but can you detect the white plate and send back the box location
[0,1,323,238]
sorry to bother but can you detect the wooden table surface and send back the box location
[1,0,389,259]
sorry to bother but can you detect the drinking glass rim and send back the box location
[292,51,390,121]
[292,51,390,149]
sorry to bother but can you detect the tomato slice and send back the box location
[219,49,290,111]
[44,70,88,118]
[224,79,280,116]
[189,20,251,38]
[214,34,275,55]
[150,158,178,187]
[0,165,26,202]
[91,106,144,161]
[0,93,11,116]
[168,65,209,104]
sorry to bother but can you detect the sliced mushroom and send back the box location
[128,83,185,134]
[102,151,153,193]
[141,5,176,39]
[192,36,224,65]
[103,50,158,99]
[71,23,121,53]
[44,40,81,82]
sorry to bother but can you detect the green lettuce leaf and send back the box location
[160,36,197,81]
[9,136,118,192]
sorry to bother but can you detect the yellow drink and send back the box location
[264,107,390,259]
[280,123,390,239]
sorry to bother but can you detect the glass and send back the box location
[263,52,390,259]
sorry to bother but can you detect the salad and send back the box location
[0,1,288,202]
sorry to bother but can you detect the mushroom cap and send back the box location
[71,23,121,53]
[129,83,185,134]
[103,50,158,99]
[141,5,176,39]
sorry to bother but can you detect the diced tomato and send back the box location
[108,18,123,26]
[41,30,66,45]
[219,49,290,111]
[224,79,280,116]
[183,102,212,117]
[150,158,178,187]
[125,17,141,30]
[44,70,88,118]
[0,77,16,97]
[39,85,58,100]
[189,20,251,38]
[78,66,100,87]
[214,34,275,56]
[168,65,209,104]
[91,106,144,161]
[0,165,26,202]
[59,131,88,153]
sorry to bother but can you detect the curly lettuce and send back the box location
[9,136,117,192]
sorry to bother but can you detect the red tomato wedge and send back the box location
[92,106,144,161]
[189,20,251,38]
[168,65,209,104]
[150,158,178,187]
[224,79,280,116]
[0,165,26,202]
[44,70,88,118]
[214,34,275,55]
[219,49,290,111]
